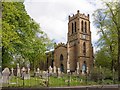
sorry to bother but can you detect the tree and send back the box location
[2,2,53,69]
[95,47,111,69]
[93,0,120,81]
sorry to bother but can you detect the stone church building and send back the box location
[47,10,94,74]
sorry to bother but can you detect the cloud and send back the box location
[24,0,102,47]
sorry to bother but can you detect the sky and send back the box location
[24,0,103,52]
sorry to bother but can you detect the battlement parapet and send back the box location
[55,42,67,49]
[69,10,89,21]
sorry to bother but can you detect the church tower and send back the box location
[67,10,93,74]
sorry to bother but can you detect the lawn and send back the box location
[2,75,117,87]
[6,76,46,87]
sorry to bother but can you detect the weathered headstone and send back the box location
[25,67,30,79]
[11,68,14,76]
[21,67,26,73]
[53,66,56,74]
[37,68,40,73]
[21,67,26,79]
[21,67,30,79]
[17,63,20,77]
[24,74,30,79]
[67,61,70,73]
[42,71,47,79]
[27,67,30,74]
[2,67,10,84]
[76,62,80,75]
[49,66,52,74]
[57,68,61,77]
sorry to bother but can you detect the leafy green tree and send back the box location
[2,2,53,69]
[93,0,120,81]
[95,48,111,69]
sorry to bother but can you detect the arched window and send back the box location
[82,61,87,73]
[75,22,76,32]
[81,21,83,32]
[85,22,87,33]
[60,54,63,61]
[72,23,74,34]
[83,42,86,55]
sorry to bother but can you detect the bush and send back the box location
[89,67,103,82]
[103,68,113,80]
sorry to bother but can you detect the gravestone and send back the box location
[36,68,40,76]
[11,68,14,76]
[24,74,30,79]
[25,67,30,79]
[27,67,30,74]
[21,67,30,79]
[17,63,20,77]
[53,62,56,74]
[49,66,52,74]
[21,67,26,79]
[52,62,57,77]
[42,71,47,79]
[53,66,56,74]
[37,68,40,73]
[2,67,10,84]
[67,61,70,73]
[57,68,61,77]
[76,62,80,75]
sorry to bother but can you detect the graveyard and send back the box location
[0,65,119,88]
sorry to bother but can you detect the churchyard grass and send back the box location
[49,75,98,87]
[8,76,46,87]
[2,75,115,87]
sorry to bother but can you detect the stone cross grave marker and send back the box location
[17,63,20,77]
[11,67,14,76]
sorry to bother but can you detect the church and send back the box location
[46,10,94,74]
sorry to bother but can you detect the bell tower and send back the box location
[67,10,93,73]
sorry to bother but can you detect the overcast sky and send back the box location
[24,0,103,52]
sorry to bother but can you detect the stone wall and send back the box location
[54,43,67,73]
